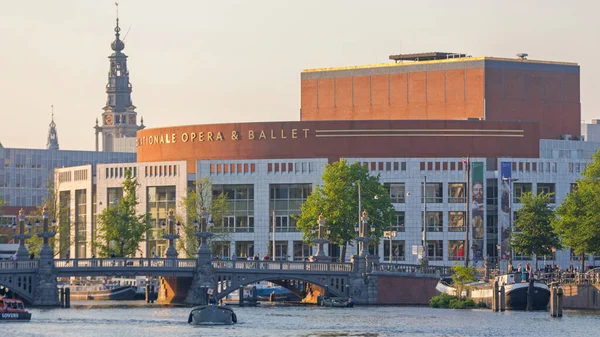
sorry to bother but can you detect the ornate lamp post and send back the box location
[37,205,57,259]
[194,208,214,257]
[14,209,33,260]
[355,210,376,258]
[551,247,557,269]
[161,209,180,259]
[310,215,330,262]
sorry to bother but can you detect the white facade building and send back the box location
[54,138,600,269]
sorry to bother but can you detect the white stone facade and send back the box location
[53,140,600,268]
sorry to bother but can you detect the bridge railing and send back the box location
[54,258,196,269]
[376,263,452,276]
[211,260,353,272]
[0,260,38,270]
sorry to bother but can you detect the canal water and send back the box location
[6,301,600,337]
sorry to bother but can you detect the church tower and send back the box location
[47,106,59,150]
[95,4,144,152]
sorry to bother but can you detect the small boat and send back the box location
[188,305,237,325]
[320,297,354,308]
[0,298,32,322]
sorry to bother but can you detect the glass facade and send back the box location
[146,186,176,257]
[213,185,254,233]
[384,183,405,203]
[448,183,466,203]
[269,184,312,232]
[75,189,86,258]
[235,241,254,259]
[107,187,123,207]
[293,241,312,261]
[383,239,405,262]
[448,211,466,232]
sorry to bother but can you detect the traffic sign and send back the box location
[384,231,397,238]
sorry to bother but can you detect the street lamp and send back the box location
[36,205,57,259]
[14,209,33,260]
[501,177,519,271]
[551,247,557,269]
[161,209,180,259]
[310,215,330,262]
[355,210,375,257]
[194,207,214,257]
[384,230,397,263]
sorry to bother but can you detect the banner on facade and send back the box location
[499,162,512,261]
[471,161,484,260]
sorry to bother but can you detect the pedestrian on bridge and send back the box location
[29,253,34,260]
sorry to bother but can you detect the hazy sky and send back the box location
[1,0,598,150]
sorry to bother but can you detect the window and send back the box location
[383,240,405,262]
[385,183,405,203]
[212,241,230,259]
[422,211,443,232]
[268,241,288,260]
[448,183,466,203]
[270,184,312,232]
[235,241,254,259]
[448,240,465,261]
[421,183,442,203]
[513,183,532,203]
[146,186,176,257]
[448,212,465,232]
[75,189,87,258]
[426,240,443,261]
[107,187,123,207]
[293,241,312,261]
[213,184,254,232]
[570,183,577,193]
[537,183,556,203]
[393,212,405,232]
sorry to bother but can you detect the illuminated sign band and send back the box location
[136,128,311,147]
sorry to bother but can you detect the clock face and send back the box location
[105,115,113,125]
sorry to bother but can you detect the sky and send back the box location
[0,0,598,150]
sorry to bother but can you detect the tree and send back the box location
[510,192,561,269]
[95,169,150,257]
[177,177,229,258]
[26,178,70,257]
[295,160,396,262]
[554,150,600,270]
[451,264,476,299]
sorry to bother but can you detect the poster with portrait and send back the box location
[499,162,512,261]
[471,161,484,260]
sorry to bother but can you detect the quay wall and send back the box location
[561,284,600,310]
[376,274,439,305]
[158,276,192,304]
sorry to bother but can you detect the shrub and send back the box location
[429,294,476,309]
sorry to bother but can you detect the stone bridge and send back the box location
[0,257,449,307]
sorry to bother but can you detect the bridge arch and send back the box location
[214,274,348,300]
[0,274,36,304]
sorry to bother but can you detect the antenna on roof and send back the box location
[517,53,528,60]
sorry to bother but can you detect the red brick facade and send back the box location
[301,57,580,140]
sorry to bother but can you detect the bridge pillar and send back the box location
[185,252,217,305]
[33,208,59,307]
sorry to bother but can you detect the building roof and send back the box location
[302,56,579,73]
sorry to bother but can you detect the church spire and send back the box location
[47,105,59,150]
[95,2,141,153]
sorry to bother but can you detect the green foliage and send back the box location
[26,178,70,257]
[511,192,561,268]
[0,196,4,216]
[177,177,229,258]
[95,169,150,257]
[429,293,476,309]
[295,160,396,261]
[451,264,477,299]
[554,149,600,268]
